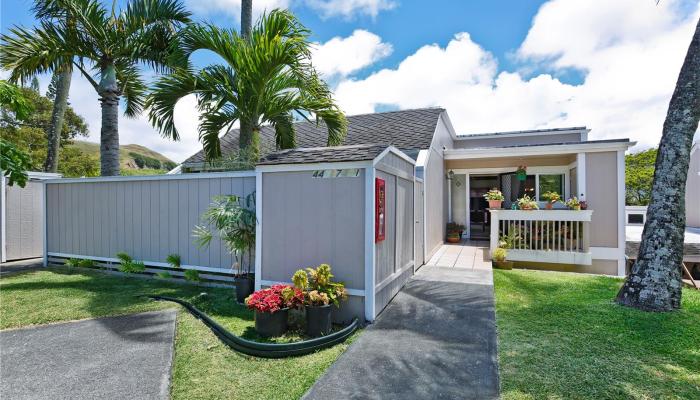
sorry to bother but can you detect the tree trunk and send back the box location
[98,64,121,176]
[241,0,252,39]
[43,68,72,173]
[616,18,700,311]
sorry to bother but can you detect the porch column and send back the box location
[577,153,587,201]
[489,210,500,259]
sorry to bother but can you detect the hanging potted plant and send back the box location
[541,191,561,210]
[491,247,513,270]
[292,264,348,337]
[483,188,505,209]
[245,284,304,337]
[193,193,257,303]
[517,195,539,210]
[516,165,527,181]
[565,197,581,210]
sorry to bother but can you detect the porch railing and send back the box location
[489,209,593,265]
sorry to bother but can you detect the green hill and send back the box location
[68,140,177,174]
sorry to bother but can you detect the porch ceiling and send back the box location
[445,154,576,170]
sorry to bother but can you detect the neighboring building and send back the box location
[180,107,633,277]
[686,142,700,228]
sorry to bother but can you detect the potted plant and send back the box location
[483,188,504,209]
[245,284,304,337]
[516,165,527,181]
[565,197,581,210]
[292,264,348,337]
[517,195,539,210]
[194,193,257,303]
[446,222,465,243]
[491,247,513,270]
[541,191,561,210]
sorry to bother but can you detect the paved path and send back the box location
[0,258,44,276]
[304,243,499,400]
[0,310,177,400]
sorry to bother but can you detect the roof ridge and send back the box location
[344,106,445,118]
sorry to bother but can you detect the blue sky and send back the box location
[1,0,698,162]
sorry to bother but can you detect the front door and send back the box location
[468,175,499,240]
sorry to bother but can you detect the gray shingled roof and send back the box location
[457,126,587,138]
[183,107,444,165]
[258,144,389,165]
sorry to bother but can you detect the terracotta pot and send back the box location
[572,205,581,211]
[488,200,503,209]
[545,202,553,210]
[446,235,461,243]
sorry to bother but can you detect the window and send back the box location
[538,174,564,200]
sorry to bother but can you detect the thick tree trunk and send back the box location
[616,18,700,311]
[238,0,257,163]
[98,64,121,176]
[43,68,72,173]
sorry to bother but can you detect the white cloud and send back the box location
[304,0,396,19]
[186,0,289,20]
[312,30,392,78]
[333,0,700,149]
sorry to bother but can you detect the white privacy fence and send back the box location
[44,172,256,281]
[489,209,593,265]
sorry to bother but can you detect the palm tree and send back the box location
[616,18,700,311]
[0,0,191,176]
[147,9,347,162]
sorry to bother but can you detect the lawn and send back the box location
[0,267,357,400]
[494,269,700,400]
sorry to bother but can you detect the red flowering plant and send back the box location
[245,284,304,313]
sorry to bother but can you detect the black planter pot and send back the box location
[234,276,254,304]
[255,309,289,337]
[306,304,332,337]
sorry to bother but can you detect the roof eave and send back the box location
[444,140,635,160]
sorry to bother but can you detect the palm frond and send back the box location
[0,23,73,82]
[116,61,147,117]
[146,67,198,141]
[272,113,296,149]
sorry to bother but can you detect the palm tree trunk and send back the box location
[43,68,72,172]
[241,0,252,39]
[616,18,700,311]
[98,63,121,176]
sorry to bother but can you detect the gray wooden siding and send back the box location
[415,180,425,267]
[374,153,415,315]
[586,151,619,247]
[4,181,44,260]
[425,147,447,259]
[376,152,414,177]
[45,175,255,271]
[260,170,365,290]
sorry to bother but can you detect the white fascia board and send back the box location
[415,149,429,168]
[364,166,376,322]
[254,170,263,291]
[166,164,182,174]
[255,161,372,173]
[372,146,416,166]
[439,111,460,141]
[27,171,62,180]
[43,170,256,184]
[444,141,635,160]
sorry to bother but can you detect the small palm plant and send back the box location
[193,193,256,276]
[147,9,347,163]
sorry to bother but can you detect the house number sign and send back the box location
[375,177,386,242]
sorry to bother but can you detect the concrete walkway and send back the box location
[0,258,44,276]
[0,310,177,400]
[304,243,499,400]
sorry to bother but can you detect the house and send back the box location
[42,107,633,323]
[183,107,632,277]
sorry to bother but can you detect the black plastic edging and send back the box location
[148,295,359,358]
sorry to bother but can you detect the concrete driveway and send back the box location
[0,310,177,400]
[304,243,500,400]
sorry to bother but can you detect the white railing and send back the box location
[489,209,593,265]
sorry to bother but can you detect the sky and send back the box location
[1,0,699,162]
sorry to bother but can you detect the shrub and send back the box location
[184,269,201,282]
[166,253,181,269]
[292,264,347,307]
[492,248,507,262]
[116,252,132,264]
[65,258,81,267]
[78,259,95,268]
[119,260,145,273]
[157,271,173,279]
[245,284,304,313]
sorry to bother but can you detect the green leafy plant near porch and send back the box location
[184,269,201,282]
[292,264,348,307]
[517,195,538,210]
[116,252,146,273]
[167,253,182,269]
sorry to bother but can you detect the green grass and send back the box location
[494,269,700,399]
[0,268,357,399]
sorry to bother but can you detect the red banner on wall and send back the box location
[375,177,386,242]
